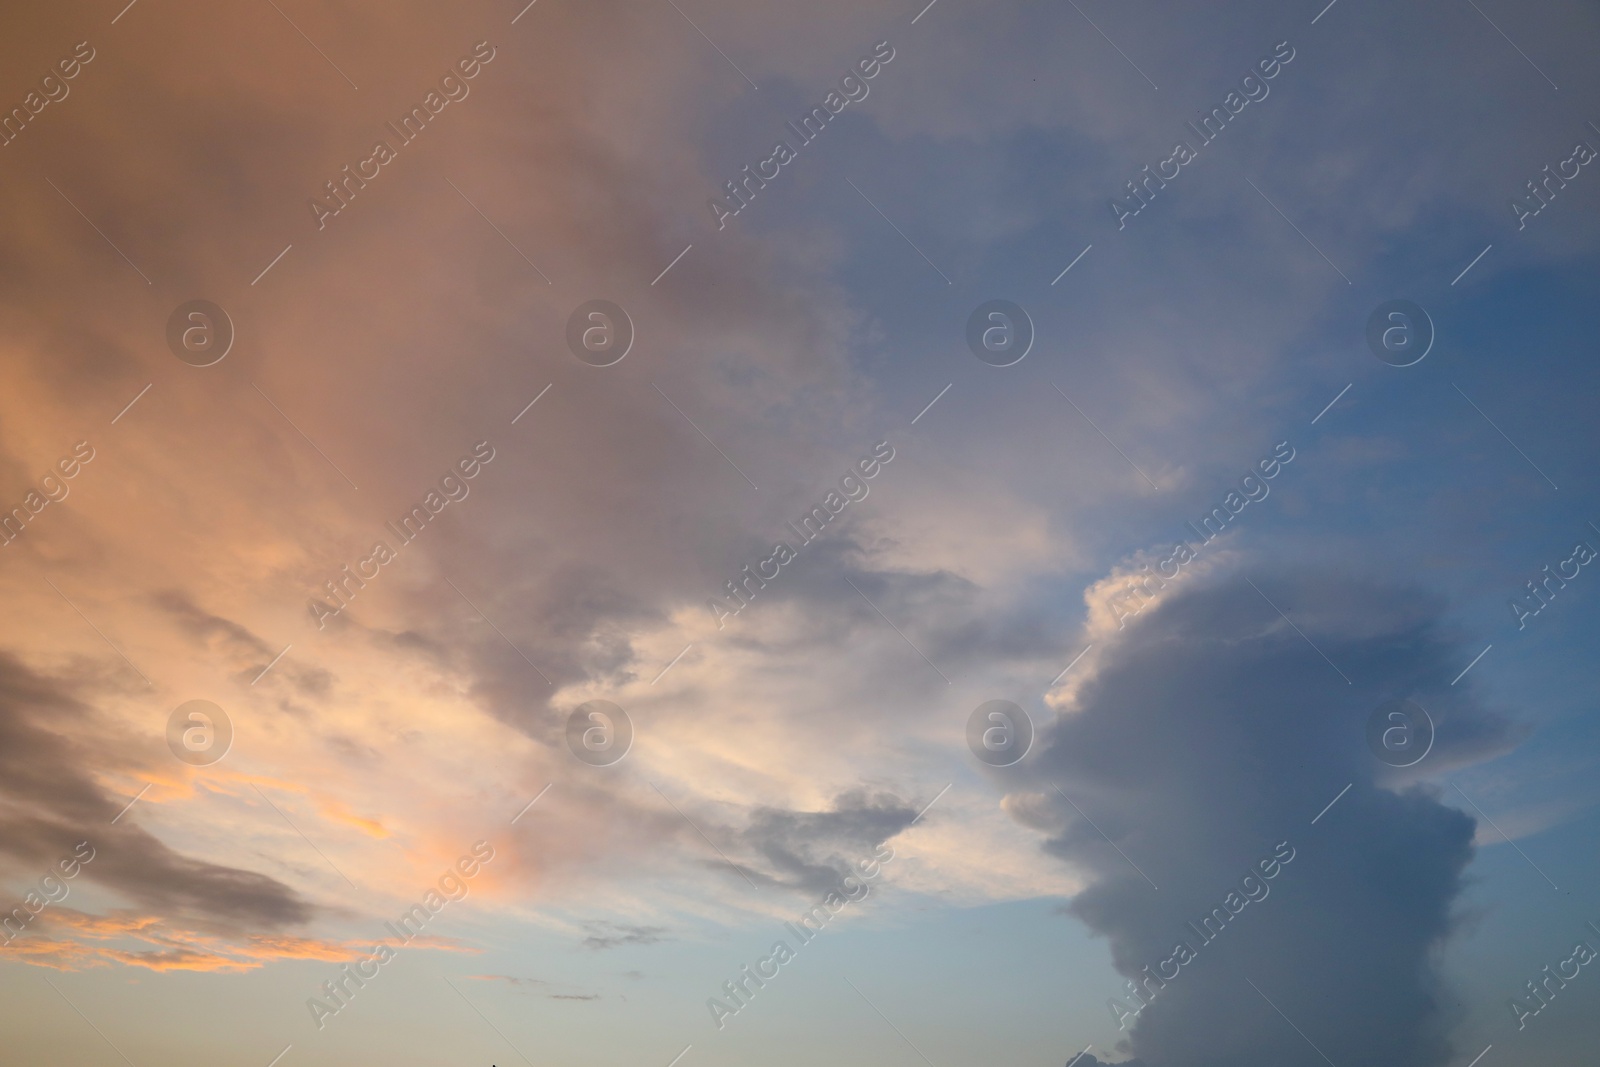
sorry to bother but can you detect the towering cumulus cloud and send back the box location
[1019,570,1520,1067]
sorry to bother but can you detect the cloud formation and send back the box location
[1019,569,1519,1066]
[0,2,1593,1064]
[0,653,315,934]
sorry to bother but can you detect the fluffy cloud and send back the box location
[1017,568,1521,1067]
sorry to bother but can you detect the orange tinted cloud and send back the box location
[15,907,406,973]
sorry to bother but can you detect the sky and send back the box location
[1,1,1598,1065]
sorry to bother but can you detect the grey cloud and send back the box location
[1019,569,1515,1067]
[828,557,1069,672]
[709,533,1073,680]
[151,591,333,698]
[581,921,671,950]
[0,652,315,931]
[738,789,916,896]
[151,590,273,660]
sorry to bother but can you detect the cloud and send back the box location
[1017,567,1520,1067]
[0,9,1587,1061]
[581,922,671,951]
[11,907,371,973]
[468,973,601,1000]
[0,653,316,936]
[151,590,274,661]
[737,789,917,895]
